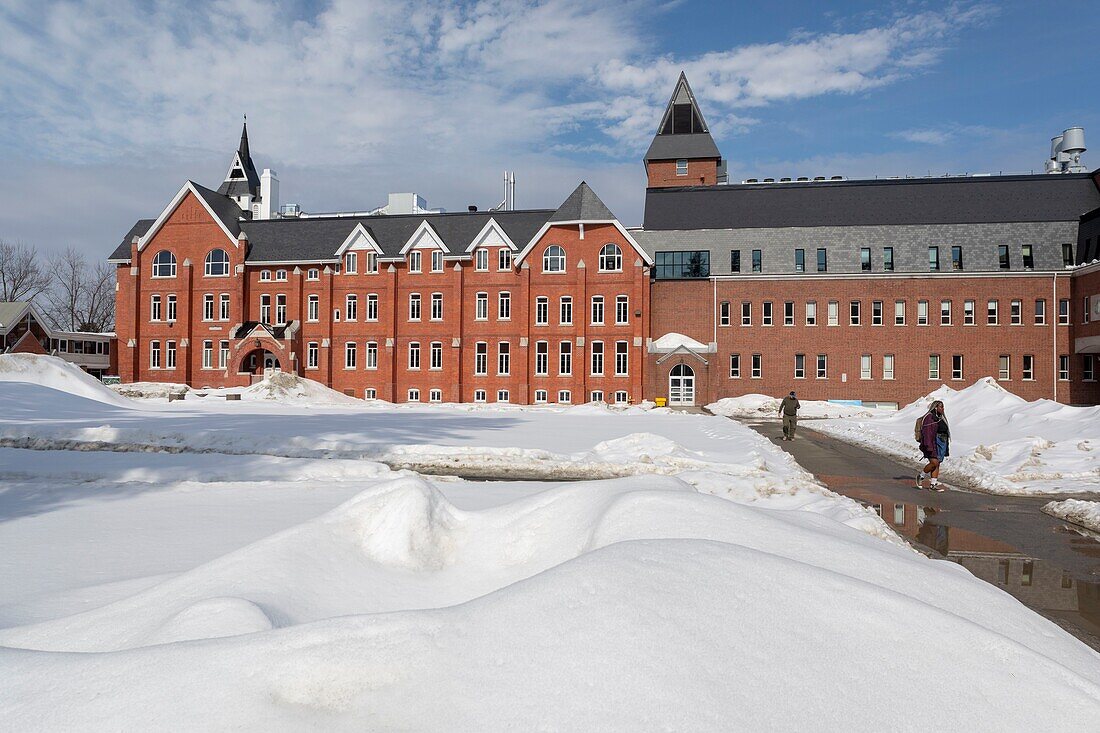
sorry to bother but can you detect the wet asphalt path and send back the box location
[740,418,1100,648]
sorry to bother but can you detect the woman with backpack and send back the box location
[915,400,950,491]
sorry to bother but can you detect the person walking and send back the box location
[778,391,801,441]
[915,399,950,491]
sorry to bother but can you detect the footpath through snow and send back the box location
[812,378,1100,495]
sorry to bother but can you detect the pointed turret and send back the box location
[218,119,261,207]
[549,181,616,222]
[644,72,724,188]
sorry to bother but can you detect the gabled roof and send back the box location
[135,181,243,253]
[240,209,552,263]
[399,220,449,254]
[517,182,654,266]
[0,301,32,331]
[644,72,721,162]
[217,121,260,199]
[548,181,616,222]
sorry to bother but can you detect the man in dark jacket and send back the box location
[916,400,950,491]
[778,391,801,441]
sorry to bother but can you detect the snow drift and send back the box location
[815,378,1100,494]
[2,475,1099,730]
[0,353,132,407]
[707,393,879,419]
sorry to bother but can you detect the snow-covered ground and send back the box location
[812,378,1100,495]
[1043,499,1100,534]
[707,393,882,419]
[2,355,1100,730]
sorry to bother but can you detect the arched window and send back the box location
[599,243,622,272]
[204,249,230,276]
[542,245,566,273]
[152,250,176,278]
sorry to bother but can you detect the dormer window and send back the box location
[345,252,358,274]
[260,269,272,282]
[498,249,512,271]
[365,252,378,274]
[307,268,319,281]
[475,249,488,271]
[431,250,444,273]
[409,251,422,273]
[275,269,288,281]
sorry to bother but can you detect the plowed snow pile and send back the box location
[814,378,1100,494]
[3,474,1099,730]
[708,393,880,419]
[241,370,361,405]
[1043,499,1100,533]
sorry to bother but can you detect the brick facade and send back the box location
[645,159,718,188]
[115,198,652,405]
[647,272,1100,406]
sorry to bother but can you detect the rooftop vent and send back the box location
[1046,127,1086,173]
[279,203,301,218]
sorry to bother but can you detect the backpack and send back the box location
[914,415,924,442]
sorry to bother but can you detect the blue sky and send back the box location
[0,0,1097,256]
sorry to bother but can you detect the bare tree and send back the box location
[0,239,50,302]
[44,248,116,332]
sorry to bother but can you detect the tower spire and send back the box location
[644,72,723,187]
[218,117,261,205]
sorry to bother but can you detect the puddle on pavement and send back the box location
[844,486,1100,650]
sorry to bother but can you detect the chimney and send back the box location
[259,169,279,219]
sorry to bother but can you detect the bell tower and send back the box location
[644,72,724,188]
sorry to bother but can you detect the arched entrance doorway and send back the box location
[240,348,281,377]
[669,363,695,406]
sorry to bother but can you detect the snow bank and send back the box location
[707,393,879,419]
[651,331,708,350]
[2,474,1099,730]
[0,353,133,407]
[1043,499,1100,534]
[815,378,1100,495]
[111,381,191,400]
[241,371,362,405]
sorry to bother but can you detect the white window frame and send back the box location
[599,243,623,272]
[409,293,421,321]
[475,292,488,320]
[408,342,421,370]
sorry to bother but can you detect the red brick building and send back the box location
[638,75,1100,408]
[109,135,652,404]
[110,77,1100,407]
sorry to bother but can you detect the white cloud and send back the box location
[0,0,997,252]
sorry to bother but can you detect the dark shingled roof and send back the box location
[643,174,1100,230]
[242,209,554,263]
[108,219,155,261]
[191,181,246,237]
[548,181,616,222]
[644,133,721,162]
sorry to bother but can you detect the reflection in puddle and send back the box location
[851,490,1100,648]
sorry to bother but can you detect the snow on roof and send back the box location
[651,332,708,350]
